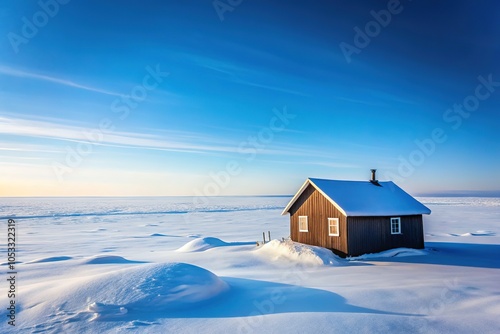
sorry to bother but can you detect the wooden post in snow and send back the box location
[263,232,266,244]
[268,231,271,242]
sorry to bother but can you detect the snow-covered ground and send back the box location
[1,196,499,333]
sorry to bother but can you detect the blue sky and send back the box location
[0,0,499,196]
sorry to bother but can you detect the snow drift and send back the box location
[25,262,231,326]
[82,255,145,264]
[83,262,229,320]
[176,237,253,252]
[348,247,428,260]
[176,237,229,252]
[26,256,73,264]
[255,239,344,266]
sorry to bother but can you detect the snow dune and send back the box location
[21,263,229,331]
[26,256,73,264]
[348,248,428,261]
[83,263,229,320]
[82,255,147,265]
[176,237,254,252]
[255,239,345,266]
[148,233,184,237]
[428,230,497,238]
[452,230,496,237]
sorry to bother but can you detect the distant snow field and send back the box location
[1,196,499,333]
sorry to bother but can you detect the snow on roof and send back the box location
[282,178,431,217]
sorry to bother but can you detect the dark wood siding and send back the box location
[346,215,424,256]
[289,185,348,256]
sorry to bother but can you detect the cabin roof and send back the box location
[281,178,431,217]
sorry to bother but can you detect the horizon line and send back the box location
[2,190,500,199]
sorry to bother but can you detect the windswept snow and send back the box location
[26,256,73,264]
[83,255,147,265]
[176,237,254,252]
[255,239,345,266]
[348,247,428,261]
[18,262,229,331]
[457,230,495,237]
[0,196,499,333]
[82,263,229,320]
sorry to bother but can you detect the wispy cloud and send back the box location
[231,78,310,97]
[0,114,340,160]
[0,115,238,154]
[0,65,122,97]
[182,53,310,97]
[305,161,360,169]
[0,142,63,154]
[333,96,385,107]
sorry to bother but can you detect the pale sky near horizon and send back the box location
[1,0,499,197]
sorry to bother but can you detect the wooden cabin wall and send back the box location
[289,185,348,256]
[346,215,424,256]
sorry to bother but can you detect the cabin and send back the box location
[281,170,431,257]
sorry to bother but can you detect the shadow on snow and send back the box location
[95,278,418,323]
[367,242,500,269]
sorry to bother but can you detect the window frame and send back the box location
[390,217,401,235]
[298,216,308,232]
[328,218,339,236]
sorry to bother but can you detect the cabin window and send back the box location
[391,217,401,234]
[298,216,308,232]
[328,218,339,236]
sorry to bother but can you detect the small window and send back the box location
[328,218,339,236]
[298,216,308,232]
[391,217,401,234]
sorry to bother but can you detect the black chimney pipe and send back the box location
[370,169,381,186]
